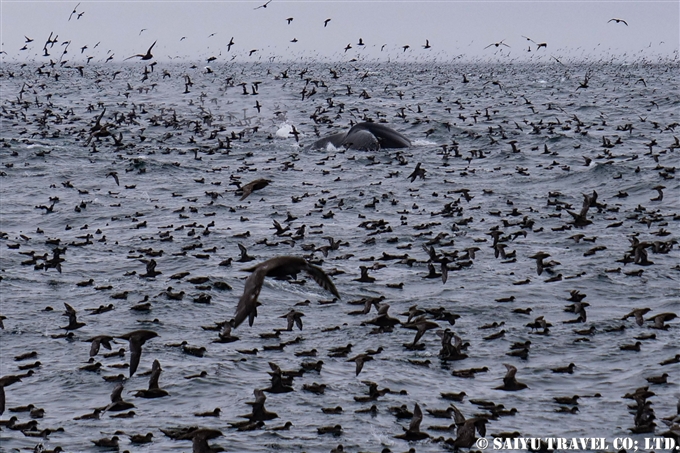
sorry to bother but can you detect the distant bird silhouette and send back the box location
[125,41,156,61]
[608,18,628,26]
[68,2,81,21]
[522,35,547,49]
[423,39,431,49]
[485,40,510,49]
[227,37,235,51]
[324,18,331,27]
[286,17,293,24]
[254,0,272,9]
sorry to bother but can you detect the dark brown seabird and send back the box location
[233,256,339,328]
[495,364,528,391]
[117,330,159,377]
[125,41,157,61]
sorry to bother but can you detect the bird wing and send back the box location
[453,419,475,447]
[148,359,162,389]
[253,388,266,404]
[239,181,255,200]
[64,303,78,326]
[233,264,268,328]
[412,322,428,345]
[90,338,101,357]
[633,311,645,326]
[451,404,466,425]
[473,417,488,437]
[304,263,340,298]
[110,383,124,403]
[579,193,591,218]
[129,335,143,377]
[409,403,423,432]
[503,363,518,379]
[354,356,364,376]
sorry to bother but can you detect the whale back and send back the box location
[349,123,411,149]
[310,122,410,150]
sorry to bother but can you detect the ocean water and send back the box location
[0,60,679,452]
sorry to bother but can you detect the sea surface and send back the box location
[0,60,679,452]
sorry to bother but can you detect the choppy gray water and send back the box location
[1,60,679,452]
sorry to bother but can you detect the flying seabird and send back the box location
[233,256,339,328]
[485,40,510,49]
[254,0,272,9]
[117,330,158,377]
[125,41,156,61]
[608,18,628,26]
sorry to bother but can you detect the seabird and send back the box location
[254,0,272,9]
[495,364,528,391]
[117,330,159,377]
[394,403,429,440]
[233,256,339,328]
[104,383,135,412]
[125,41,156,61]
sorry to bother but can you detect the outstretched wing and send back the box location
[503,363,518,383]
[409,403,423,432]
[129,336,143,377]
[233,265,268,328]
[304,263,339,298]
[148,359,162,389]
[110,383,124,403]
[451,403,466,425]
[578,193,591,218]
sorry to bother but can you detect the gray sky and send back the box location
[1,1,678,63]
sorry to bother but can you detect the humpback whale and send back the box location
[311,122,411,151]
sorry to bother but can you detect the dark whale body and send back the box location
[311,122,411,151]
